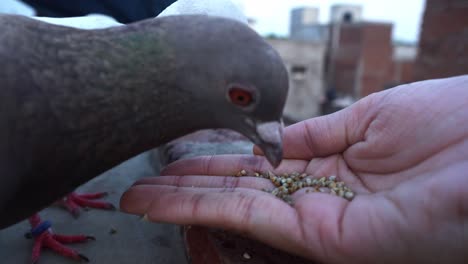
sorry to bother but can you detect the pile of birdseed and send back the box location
[236,170,355,205]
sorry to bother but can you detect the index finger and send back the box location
[160,154,308,176]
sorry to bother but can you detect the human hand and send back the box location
[121,75,468,263]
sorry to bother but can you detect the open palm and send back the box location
[121,76,468,263]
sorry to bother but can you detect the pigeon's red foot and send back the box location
[26,214,94,263]
[56,192,115,217]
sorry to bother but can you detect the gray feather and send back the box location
[0,14,288,228]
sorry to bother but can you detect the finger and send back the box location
[134,175,326,200]
[120,184,351,261]
[254,96,380,160]
[120,184,284,221]
[161,154,309,176]
[134,175,274,190]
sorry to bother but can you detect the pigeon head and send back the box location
[162,15,289,167]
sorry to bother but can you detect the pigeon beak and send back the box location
[254,120,284,168]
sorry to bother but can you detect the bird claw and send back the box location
[56,192,115,217]
[27,214,94,263]
[78,253,90,262]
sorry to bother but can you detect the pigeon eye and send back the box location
[228,87,253,107]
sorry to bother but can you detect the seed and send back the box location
[344,191,355,200]
[283,195,293,205]
[243,252,251,260]
[236,170,247,177]
[250,171,355,205]
[319,187,330,193]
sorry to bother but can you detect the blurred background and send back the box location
[1,0,467,123]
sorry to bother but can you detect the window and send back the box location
[292,65,307,80]
[342,12,353,23]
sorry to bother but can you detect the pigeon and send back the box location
[0,0,35,16]
[158,0,248,24]
[20,1,253,220]
[1,2,288,262]
[33,13,122,29]
[0,12,288,231]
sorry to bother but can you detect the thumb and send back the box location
[255,96,379,160]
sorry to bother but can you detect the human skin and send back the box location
[121,75,468,264]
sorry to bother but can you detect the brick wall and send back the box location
[360,23,393,96]
[327,22,393,98]
[414,0,468,81]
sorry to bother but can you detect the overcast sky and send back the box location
[234,0,426,43]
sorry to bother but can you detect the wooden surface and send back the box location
[183,226,315,264]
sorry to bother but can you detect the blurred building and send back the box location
[266,38,326,122]
[325,4,419,100]
[289,7,328,43]
[261,6,329,122]
[272,4,423,119]
[326,21,394,98]
[290,6,319,31]
[413,0,468,81]
[325,4,393,98]
[330,4,363,23]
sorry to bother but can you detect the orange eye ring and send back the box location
[228,87,254,107]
